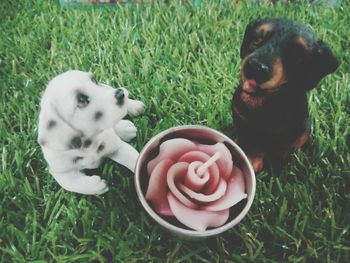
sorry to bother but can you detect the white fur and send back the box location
[38,70,145,195]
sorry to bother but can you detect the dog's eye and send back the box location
[253,36,264,46]
[252,29,273,47]
[77,92,90,108]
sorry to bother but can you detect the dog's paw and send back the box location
[114,120,137,142]
[84,175,109,195]
[127,99,145,117]
[250,155,264,173]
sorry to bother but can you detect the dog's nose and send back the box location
[115,88,125,105]
[244,57,272,84]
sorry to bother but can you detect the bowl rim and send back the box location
[134,125,256,238]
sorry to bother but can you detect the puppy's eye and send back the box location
[77,92,90,108]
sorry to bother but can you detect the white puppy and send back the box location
[38,70,145,195]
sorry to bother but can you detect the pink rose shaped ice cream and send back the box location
[145,138,247,231]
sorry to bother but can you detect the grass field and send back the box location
[1,0,349,262]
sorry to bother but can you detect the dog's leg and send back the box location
[293,131,309,150]
[127,99,145,116]
[51,170,108,195]
[114,120,137,142]
[234,133,265,172]
[108,140,139,172]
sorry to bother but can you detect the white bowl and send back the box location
[134,125,256,239]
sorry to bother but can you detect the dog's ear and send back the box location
[38,101,82,151]
[304,39,339,90]
[240,19,265,59]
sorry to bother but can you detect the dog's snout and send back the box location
[115,88,125,105]
[244,57,272,84]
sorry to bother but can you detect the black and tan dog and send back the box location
[232,18,339,172]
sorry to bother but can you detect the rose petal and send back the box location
[145,159,174,216]
[179,151,220,194]
[177,177,227,203]
[147,138,197,175]
[167,192,229,231]
[167,162,198,209]
[197,142,233,180]
[204,166,247,212]
[184,161,210,191]
[178,150,211,163]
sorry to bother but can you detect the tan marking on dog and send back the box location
[240,92,265,108]
[249,153,265,173]
[293,131,309,150]
[294,36,310,50]
[256,23,274,36]
[260,58,287,91]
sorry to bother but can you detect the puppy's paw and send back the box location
[114,120,137,142]
[127,99,145,117]
[85,175,109,195]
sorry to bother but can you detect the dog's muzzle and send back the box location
[115,88,125,105]
[243,57,272,84]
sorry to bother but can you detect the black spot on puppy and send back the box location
[97,144,105,153]
[69,136,82,149]
[94,111,103,121]
[83,139,92,148]
[73,156,84,163]
[115,88,125,105]
[81,168,99,176]
[47,120,57,130]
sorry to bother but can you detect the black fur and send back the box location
[232,18,339,170]
[69,136,82,149]
[115,88,125,105]
[47,120,57,130]
[94,111,103,121]
[73,156,84,163]
[83,139,92,148]
[97,144,105,153]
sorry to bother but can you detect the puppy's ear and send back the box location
[38,101,82,151]
[240,19,264,59]
[304,40,339,90]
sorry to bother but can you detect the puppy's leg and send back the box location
[127,99,145,116]
[108,140,139,172]
[51,171,108,195]
[114,120,137,142]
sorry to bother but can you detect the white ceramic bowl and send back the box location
[134,125,256,239]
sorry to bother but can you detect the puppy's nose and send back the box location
[244,57,272,84]
[115,88,125,105]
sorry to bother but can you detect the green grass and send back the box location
[0,0,349,262]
